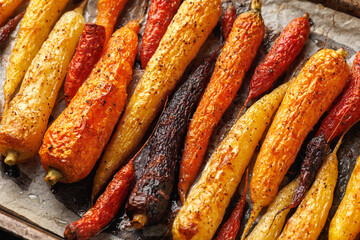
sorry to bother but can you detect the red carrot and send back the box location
[222,4,236,41]
[236,13,310,118]
[64,160,134,240]
[0,11,24,48]
[140,0,181,69]
[214,170,249,240]
[178,0,265,203]
[64,23,106,105]
[316,50,360,142]
[248,13,310,101]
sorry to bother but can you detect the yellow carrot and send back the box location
[245,178,300,240]
[173,81,291,240]
[278,135,343,240]
[329,138,360,239]
[3,0,70,109]
[178,0,265,203]
[0,6,84,165]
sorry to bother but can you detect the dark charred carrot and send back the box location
[316,50,360,142]
[92,0,221,202]
[178,0,265,204]
[126,52,216,229]
[280,134,329,212]
[237,13,310,116]
[140,0,181,69]
[222,4,236,41]
[214,170,248,240]
[64,160,134,240]
[0,11,24,48]
[64,23,106,105]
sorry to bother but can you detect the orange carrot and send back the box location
[95,0,128,43]
[40,21,139,184]
[63,0,130,105]
[241,48,349,240]
[178,0,265,203]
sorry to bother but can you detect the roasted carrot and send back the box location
[278,136,343,240]
[288,50,360,210]
[3,0,70,109]
[0,0,24,26]
[64,23,106,105]
[140,0,181,69]
[242,48,349,240]
[178,0,265,203]
[39,21,139,184]
[92,0,221,200]
[326,52,360,240]
[281,134,329,211]
[127,52,216,229]
[237,12,311,117]
[64,0,131,105]
[95,0,128,43]
[329,142,360,240]
[173,80,291,240]
[0,11,24,48]
[213,170,248,240]
[317,50,360,142]
[221,3,236,41]
[64,159,134,240]
[246,13,310,102]
[245,178,300,240]
[0,6,84,166]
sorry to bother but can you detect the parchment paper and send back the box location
[0,0,360,239]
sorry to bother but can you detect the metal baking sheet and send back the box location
[1,0,360,239]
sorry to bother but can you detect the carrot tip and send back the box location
[241,204,262,240]
[44,168,63,185]
[131,214,148,229]
[75,0,88,13]
[336,48,348,59]
[4,150,17,166]
[64,223,77,240]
